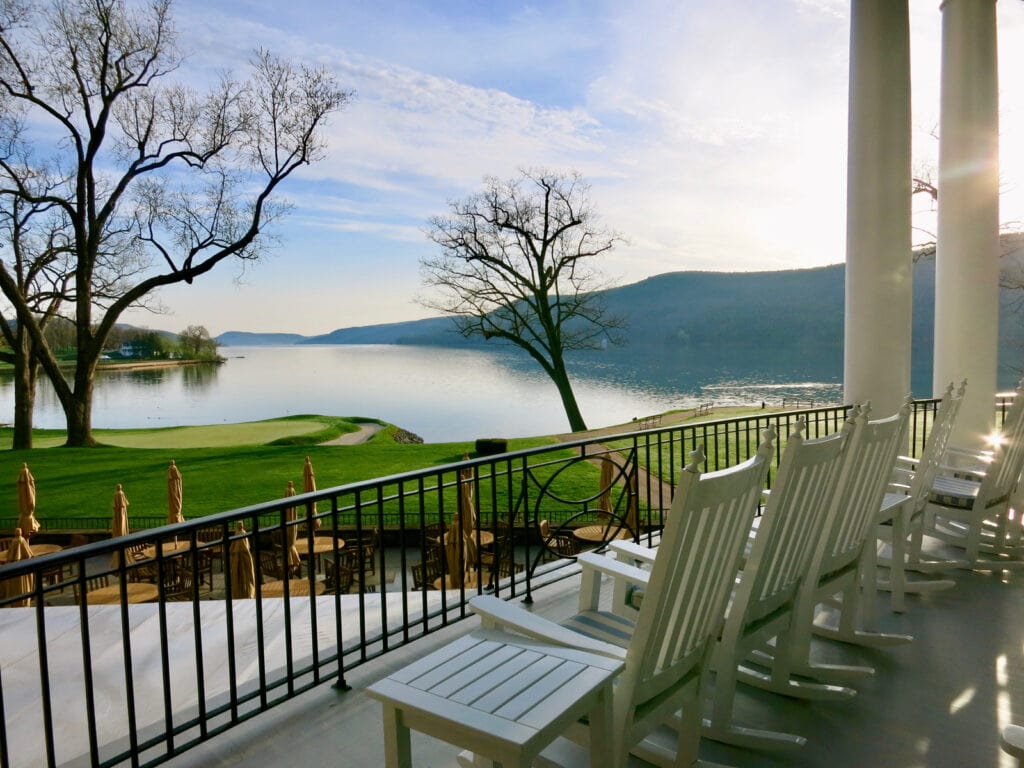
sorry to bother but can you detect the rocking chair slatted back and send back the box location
[817,400,911,577]
[897,381,965,512]
[742,418,853,625]
[981,384,1024,506]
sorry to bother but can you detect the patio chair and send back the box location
[743,400,913,696]
[352,528,379,576]
[421,522,445,546]
[466,435,772,768]
[125,544,160,583]
[481,522,523,586]
[256,547,284,582]
[196,526,227,573]
[72,574,109,605]
[323,555,354,594]
[410,554,443,590]
[913,378,1024,569]
[165,566,197,602]
[538,519,580,561]
[194,548,216,592]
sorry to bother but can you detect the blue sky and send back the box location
[120,0,1024,337]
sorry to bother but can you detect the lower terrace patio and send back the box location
[2,400,1022,767]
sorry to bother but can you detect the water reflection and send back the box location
[182,362,219,389]
[107,368,169,387]
[0,343,999,442]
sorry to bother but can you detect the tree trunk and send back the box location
[549,359,588,432]
[10,333,37,450]
[64,365,97,447]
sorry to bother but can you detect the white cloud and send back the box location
[119,0,1024,335]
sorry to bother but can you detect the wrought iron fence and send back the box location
[0,397,963,768]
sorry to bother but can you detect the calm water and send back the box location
[0,344,852,442]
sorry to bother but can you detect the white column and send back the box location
[934,0,1000,446]
[844,0,913,417]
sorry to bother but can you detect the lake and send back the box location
[2,344,861,442]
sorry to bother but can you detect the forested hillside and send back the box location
[217,253,1024,371]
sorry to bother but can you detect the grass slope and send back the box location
[0,415,366,450]
[0,418,557,524]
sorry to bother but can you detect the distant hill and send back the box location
[213,245,1024,373]
[301,317,466,345]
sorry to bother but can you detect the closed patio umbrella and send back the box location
[302,456,320,532]
[284,481,300,576]
[110,484,130,568]
[16,463,40,538]
[1,528,34,606]
[167,460,183,525]
[439,459,479,589]
[228,522,256,599]
[458,460,477,569]
[444,509,464,589]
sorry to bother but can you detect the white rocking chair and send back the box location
[875,380,965,610]
[914,378,1024,569]
[467,436,773,768]
[701,417,853,751]
[743,400,913,696]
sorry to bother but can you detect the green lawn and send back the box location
[0,414,367,450]
[4,407,801,529]
[0,418,559,524]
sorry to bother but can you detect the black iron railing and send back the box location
[0,396,981,768]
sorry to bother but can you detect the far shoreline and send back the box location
[92,358,223,372]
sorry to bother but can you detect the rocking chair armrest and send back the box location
[468,595,626,660]
[944,445,995,466]
[937,462,986,482]
[574,551,653,613]
[607,539,657,566]
[890,462,914,479]
[577,551,652,586]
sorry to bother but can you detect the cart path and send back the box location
[321,422,384,445]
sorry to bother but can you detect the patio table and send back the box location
[295,537,345,574]
[433,531,495,548]
[572,524,631,544]
[140,540,195,559]
[259,578,325,598]
[0,543,63,563]
[432,571,482,590]
[85,582,160,605]
[366,628,623,768]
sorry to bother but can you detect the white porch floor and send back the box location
[3,553,1024,768]
[166,565,1024,768]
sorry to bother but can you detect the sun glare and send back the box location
[986,430,1007,449]
[949,686,977,715]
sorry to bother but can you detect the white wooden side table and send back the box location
[366,628,623,768]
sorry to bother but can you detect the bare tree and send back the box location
[420,169,624,433]
[0,0,351,445]
[0,192,73,448]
